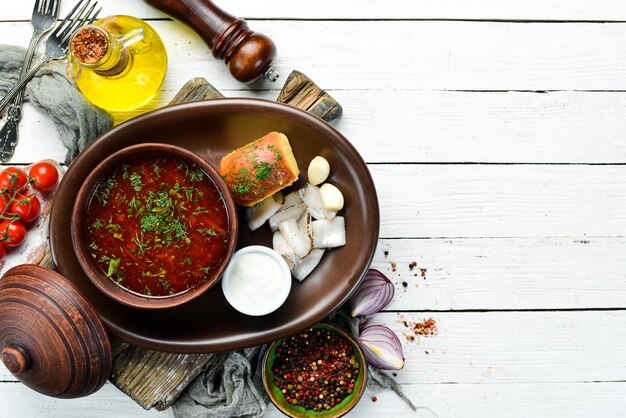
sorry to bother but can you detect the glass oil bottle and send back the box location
[67,15,167,124]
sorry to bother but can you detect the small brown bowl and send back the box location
[263,323,367,418]
[71,143,238,310]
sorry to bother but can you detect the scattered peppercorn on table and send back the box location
[3,1,626,417]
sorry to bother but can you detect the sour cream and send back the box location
[221,246,291,316]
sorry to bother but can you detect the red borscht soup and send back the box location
[86,155,230,297]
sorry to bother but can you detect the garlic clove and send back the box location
[299,184,337,220]
[320,183,344,211]
[307,156,330,186]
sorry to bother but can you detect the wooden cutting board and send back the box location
[30,71,342,411]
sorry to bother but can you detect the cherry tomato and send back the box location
[10,194,41,223]
[0,220,26,247]
[0,242,5,260]
[29,162,58,192]
[0,167,28,192]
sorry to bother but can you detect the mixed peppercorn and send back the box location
[272,327,360,412]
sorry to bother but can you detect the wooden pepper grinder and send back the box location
[145,0,278,83]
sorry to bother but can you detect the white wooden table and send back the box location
[3,1,626,416]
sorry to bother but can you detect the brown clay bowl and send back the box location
[71,143,238,310]
[51,98,379,352]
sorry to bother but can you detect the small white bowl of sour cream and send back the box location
[221,245,292,316]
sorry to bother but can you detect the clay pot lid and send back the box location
[0,265,111,398]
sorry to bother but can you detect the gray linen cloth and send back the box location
[0,45,113,164]
[174,346,270,418]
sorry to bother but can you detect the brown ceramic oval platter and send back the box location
[50,98,379,353]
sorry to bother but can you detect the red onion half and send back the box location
[358,324,405,370]
[350,269,394,317]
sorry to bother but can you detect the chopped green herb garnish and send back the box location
[233,184,250,194]
[183,187,194,201]
[140,214,160,232]
[268,145,282,159]
[121,164,130,180]
[106,223,122,233]
[95,185,111,206]
[199,266,211,274]
[153,191,173,208]
[129,172,143,191]
[128,196,140,210]
[106,177,117,189]
[91,219,104,229]
[171,219,190,243]
[115,192,127,203]
[227,166,261,195]
[144,268,166,279]
[192,207,209,216]
[255,162,272,181]
[107,258,121,277]
[132,232,148,255]
[185,166,204,182]
[199,227,217,236]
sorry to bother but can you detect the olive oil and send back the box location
[67,16,167,124]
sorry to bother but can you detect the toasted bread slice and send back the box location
[219,132,300,206]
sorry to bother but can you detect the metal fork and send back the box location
[0,0,101,113]
[0,0,60,161]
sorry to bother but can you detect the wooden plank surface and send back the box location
[8,20,626,164]
[0,383,169,417]
[3,381,626,418]
[6,21,626,92]
[12,90,626,164]
[127,20,626,91]
[267,382,626,418]
[17,145,626,240]
[6,0,626,22]
[3,165,625,241]
[373,237,626,310]
[374,165,626,238]
[3,311,626,384]
[2,0,626,417]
